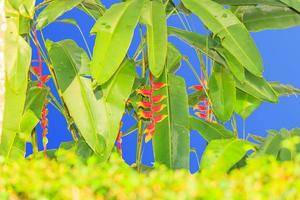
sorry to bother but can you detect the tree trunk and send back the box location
[0,0,5,139]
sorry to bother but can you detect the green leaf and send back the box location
[0,5,32,159]
[141,0,167,77]
[188,90,207,107]
[168,27,227,66]
[47,40,136,161]
[36,0,84,29]
[200,139,254,173]
[153,73,190,169]
[208,64,236,122]
[280,0,300,12]
[77,0,105,19]
[166,43,182,73]
[270,81,300,96]
[189,116,234,142]
[234,89,261,119]
[236,71,278,103]
[181,0,264,77]
[20,86,49,138]
[235,5,300,32]
[90,0,144,85]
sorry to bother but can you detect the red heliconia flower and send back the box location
[191,85,204,91]
[152,95,166,103]
[32,66,42,75]
[145,130,155,143]
[41,118,48,129]
[138,101,152,108]
[139,111,153,119]
[154,115,167,123]
[152,104,166,113]
[40,75,50,83]
[136,88,152,97]
[152,82,167,90]
[193,105,207,111]
[144,122,155,134]
[195,112,208,119]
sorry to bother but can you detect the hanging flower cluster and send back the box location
[116,122,123,156]
[191,80,212,121]
[137,74,167,143]
[32,28,50,158]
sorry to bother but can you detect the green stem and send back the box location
[31,129,38,157]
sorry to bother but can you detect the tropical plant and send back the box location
[1,0,300,173]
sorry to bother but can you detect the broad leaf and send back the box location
[90,0,144,85]
[236,6,300,32]
[236,71,278,103]
[153,73,190,169]
[208,64,236,122]
[141,0,168,77]
[181,0,264,77]
[188,90,206,107]
[200,139,254,173]
[0,3,32,159]
[234,89,261,119]
[189,116,234,142]
[36,0,84,29]
[47,40,136,161]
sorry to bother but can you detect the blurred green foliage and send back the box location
[1,151,300,200]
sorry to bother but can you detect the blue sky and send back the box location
[30,0,300,172]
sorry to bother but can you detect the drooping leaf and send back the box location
[188,90,207,107]
[47,40,136,161]
[236,71,278,103]
[208,64,236,122]
[189,117,234,142]
[36,0,84,29]
[235,5,300,32]
[0,2,32,159]
[153,73,190,169]
[90,0,144,85]
[181,0,264,77]
[200,138,254,173]
[270,81,300,96]
[234,89,261,119]
[141,0,168,77]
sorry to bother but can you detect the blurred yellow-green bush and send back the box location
[1,152,300,200]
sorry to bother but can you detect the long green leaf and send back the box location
[141,0,167,77]
[153,73,190,169]
[90,0,144,85]
[236,71,278,103]
[166,43,182,73]
[77,0,105,19]
[200,139,254,172]
[36,0,84,29]
[181,0,264,77]
[189,116,234,142]
[0,1,32,159]
[208,64,236,122]
[47,40,136,161]
[236,5,300,32]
